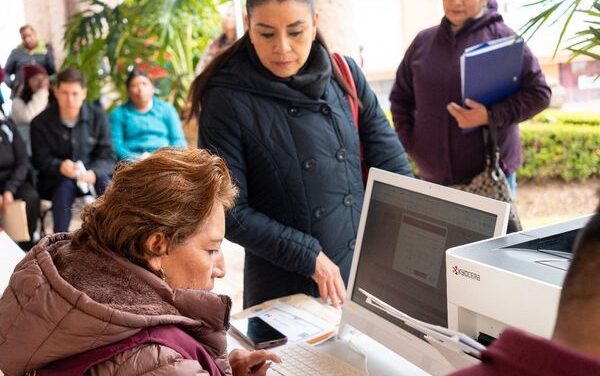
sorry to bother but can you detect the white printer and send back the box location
[446,215,592,344]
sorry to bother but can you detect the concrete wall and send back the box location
[398,0,443,50]
[0,3,26,64]
[22,0,68,67]
[315,0,361,59]
[20,0,87,69]
[353,0,443,80]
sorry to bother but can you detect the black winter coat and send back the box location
[199,44,412,307]
[0,122,29,194]
[31,103,116,198]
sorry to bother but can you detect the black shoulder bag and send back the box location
[451,123,523,233]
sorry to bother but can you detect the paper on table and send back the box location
[234,293,342,326]
[275,294,342,327]
[255,302,336,345]
[359,288,485,356]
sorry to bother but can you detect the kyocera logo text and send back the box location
[452,265,480,281]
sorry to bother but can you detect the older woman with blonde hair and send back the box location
[0,147,279,375]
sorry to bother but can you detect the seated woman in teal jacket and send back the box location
[110,68,187,160]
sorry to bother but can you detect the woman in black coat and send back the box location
[0,119,39,249]
[189,0,413,308]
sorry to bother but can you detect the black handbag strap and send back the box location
[482,117,503,180]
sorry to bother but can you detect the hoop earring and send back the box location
[157,267,167,281]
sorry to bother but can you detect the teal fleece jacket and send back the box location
[109,97,187,160]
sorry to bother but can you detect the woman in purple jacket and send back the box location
[390,0,550,194]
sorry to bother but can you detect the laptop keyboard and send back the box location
[269,343,368,376]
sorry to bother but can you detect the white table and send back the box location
[0,231,25,293]
[228,294,430,376]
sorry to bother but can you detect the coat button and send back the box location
[303,158,316,170]
[348,238,356,250]
[288,107,299,116]
[320,105,331,116]
[335,148,347,162]
[343,194,354,206]
[313,207,325,219]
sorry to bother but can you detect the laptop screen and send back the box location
[351,180,498,327]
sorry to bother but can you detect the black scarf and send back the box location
[247,39,332,100]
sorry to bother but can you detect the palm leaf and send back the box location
[521,0,600,60]
[63,0,227,112]
[553,0,581,56]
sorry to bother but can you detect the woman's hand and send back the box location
[229,348,281,376]
[446,99,489,129]
[1,191,14,212]
[312,251,346,308]
[82,170,96,185]
[59,159,78,179]
[41,76,50,91]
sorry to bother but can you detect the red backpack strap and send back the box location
[332,53,367,184]
[36,326,225,376]
[332,52,359,128]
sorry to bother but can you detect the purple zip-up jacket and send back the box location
[448,328,600,376]
[390,2,551,185]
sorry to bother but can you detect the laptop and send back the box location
[269,169,510,376]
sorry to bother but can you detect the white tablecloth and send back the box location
[0,231,25,293]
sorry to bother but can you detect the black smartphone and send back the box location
[230,317,288,349]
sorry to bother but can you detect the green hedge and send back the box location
[519,120,600,181]
[530,110,600,127]
[386,110,600,181]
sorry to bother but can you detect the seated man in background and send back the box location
[31,68,115,233]
[450,200,600,376]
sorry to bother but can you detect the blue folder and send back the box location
[461,35,524,106]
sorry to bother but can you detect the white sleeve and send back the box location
[11,88,49,124]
